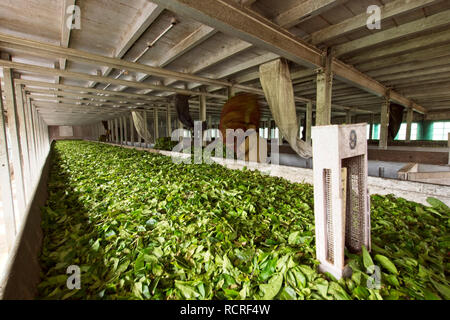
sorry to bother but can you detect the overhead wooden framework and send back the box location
[151,0,427,114]
[1,0,450,130]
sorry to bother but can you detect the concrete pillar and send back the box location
[369,114,374,140]
[119,117,124,145]
[406,108,413,142]
[28,98,38,168]
[15,84,31,198]
[448,133,450,165]
[154,108,159,142]
[123,116,128,145]
[2,67,26,217]
[268,120,272,140]
[129,115,134,146]
[315,54,333,126]
[22,90,34,179]
[114,118,119,144]
[379,98,390,150]
[166,105,172,137]
[143,111,148,147]
[345,111,352,124]
[306,101,312,144]
[0,79,17,250]
[227,86,235,100]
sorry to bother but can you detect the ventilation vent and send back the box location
[323,169,334,264]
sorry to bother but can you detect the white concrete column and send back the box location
[0,80,17,250]
[23,91,35,178]
[143,111,148,147]
[406,108,413,142]
[3,68,26,216]
[154,108,159,142]
[120,117,124,145]
[227,86,235,100]
[114,118,119,144]
[130,115,134,146]
[369,114,374,140]
[448,133,450,165]
[15,85,31,198]
[345,111,352,124]
[28,98,38,169]
[306,101,312,144]
[315,53,333,126]
[379,97,390,150]
[167,105,172,137]
[123,115,128,145]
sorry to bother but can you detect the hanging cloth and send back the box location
[175,94,195,129]
[259,59,312,159]
[388,103,405,141]
[132,110,152,142]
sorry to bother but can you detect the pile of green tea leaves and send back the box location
[37,140,449,300]
[153,137,178,151]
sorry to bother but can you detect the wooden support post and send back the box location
[306,101,312,144]
[315,51,333,126]
[379,97,390,150]
[3,68,27,217]
[0,80,18,250]
[16,84,31,198]
[166,105,172,137]
[227,86,235,100]
[27,98,37,172]
[406,107,413,142]
[154,108,159,142]
[345,111,352,124]
[143,111,148,147]
[369,114,374,140]
[114,118,119,144]
[22,90,35,177]
[200,90,207,145]
[34,108,41,163]
[130,115,135,146]
[268,119,273,140]
[119,117,124,145]
[107,120,111,142]
[124,115,128,145]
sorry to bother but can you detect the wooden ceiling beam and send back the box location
[151,0,425,113]
[310,0,439,45]
[16,79,165,101]
[162,39,253,87]
[0,33,234,89]
[274,0,343,29]
[28,95,140,108]
[27,92,151,108]
[0,59,228,99]
[335,10,450,57]
[25,88,155,105]
[356,44,450,72]
[366,56,450,78]
[346,29,450,65]
[58,0,76,84]
[89,2,163,88]
[132,24,218,92]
